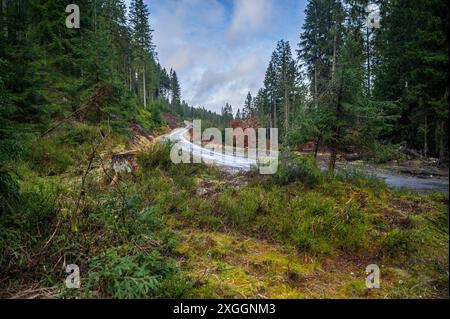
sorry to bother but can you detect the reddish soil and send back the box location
[230,118,261,148]
[163,112,182,129]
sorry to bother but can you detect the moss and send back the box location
[2,118,447,299]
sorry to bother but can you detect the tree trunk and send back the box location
[314,134,321,159]
[331,33,336,80]
[329,147,337,172]
[128,57,132,92]
[143,65,147,108]
[129,68,132,92]
[273,98,277,128]
[438,120,445,163]
[2,0,7,38]
[284,88,289,136]
[329,72,344,174]
[366,26,371,97]
[424,115,428,158]
[314,65,318,109]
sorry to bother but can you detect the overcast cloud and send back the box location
[126,0,305,114]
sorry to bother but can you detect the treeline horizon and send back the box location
[0,0,228,138]
[0,0,448,164]
[232,0,448,164]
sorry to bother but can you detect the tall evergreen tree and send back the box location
[263,55,279,129]
[275,40,297,136]
[242,92,253,119]
[373,0,449,160]
[129,0,154,108]
[170,69,181,107]
[298,0,344,108]
[221,102,233,125]
[235,108,241,120]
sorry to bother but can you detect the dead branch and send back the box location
[42,219,62,250]
[71,136,104,232]
[40,85,114,138]
[39,104,90,138]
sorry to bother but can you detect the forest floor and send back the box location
[157,124,448,298]
[1,120,448,299]
[169,173,448,299]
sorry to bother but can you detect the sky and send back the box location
[127,0,306,114]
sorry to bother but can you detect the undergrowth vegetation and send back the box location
[0,122,448,299]
[133,144,448,298]
[272,152,323,187]
[365,142,406,164]
[0,123,187,298]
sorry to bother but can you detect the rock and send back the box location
[196,187,209,196]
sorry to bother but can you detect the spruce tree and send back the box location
[275,40,297,137]
[129,0,154,107]
[263,55,279,129]
[242,92,253,119]
[373,0,449,160]
[170,69,181,107]
[298,0,344,108]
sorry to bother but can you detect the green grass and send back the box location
[0,120,448,299]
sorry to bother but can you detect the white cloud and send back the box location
[237,53,262,74]
[189,53,266,113]
[142,0,304,114]
[228,0,274,38]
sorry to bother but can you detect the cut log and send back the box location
[111,150,139,173]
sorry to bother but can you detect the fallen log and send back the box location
[344,153,363,161]
[402,147,424,159]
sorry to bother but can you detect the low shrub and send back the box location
[137,142,172,171]
[0,169,21,215]
[216,186,369,255]
[167,163,211,190]
[137,168,188,216]
[365,142,405,164]
[87,247,178,298]
[26,137,77,175]
[136,103,165,131]
[0,176,63,271]
[335,167,386,190]
[218,187,263,228]
[272,153,323,187]
[53,122,100,147]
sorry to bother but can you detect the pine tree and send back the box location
[158,66,171,101]
[103,0,132,88]
[298,0,345,108]
[235,108,241,120]
[275,40,297,137]
[221,102,233,125]
[373,0,449,160]
[253,88,269,128]
[129,0,154,108]
[242,92,253,119]
[263,54,279,129]
[313,34,389,172]
[170,69,181,107]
